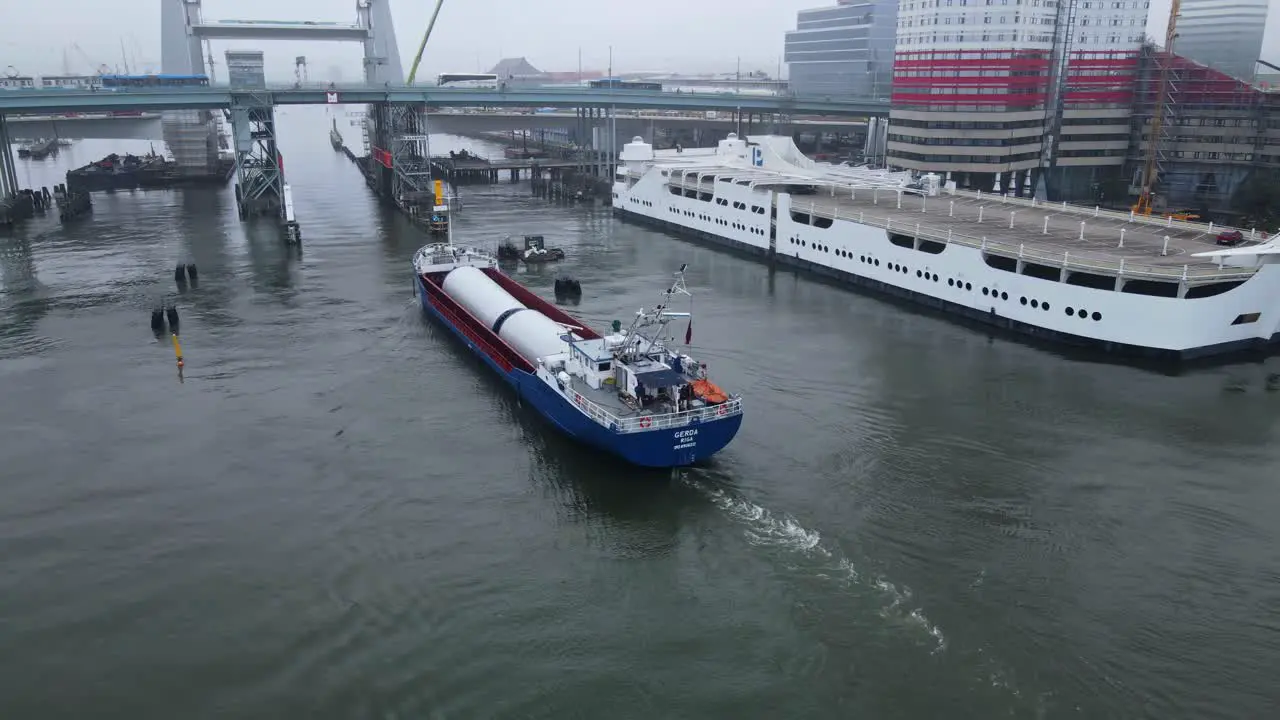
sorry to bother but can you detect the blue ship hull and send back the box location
[415,273,742,468]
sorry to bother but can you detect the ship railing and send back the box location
[943,187,1270,240]
[670,176,1269,280]
[663,178,1255,283]
[789,199,1260,284]
[569,389,743,434]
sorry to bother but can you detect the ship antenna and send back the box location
[446,195,454,250]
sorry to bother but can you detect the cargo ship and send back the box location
[413,238,743,468]
[611,134,1280,361]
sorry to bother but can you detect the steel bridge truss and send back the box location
[229,93,286,220]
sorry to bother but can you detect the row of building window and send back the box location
[889,118,1046,130]
[889,134,1041,147]
[889,151,1042,164]
[1169,151,1257,161]
[894,103,1049,112]
[903,0,1063,8]
[1144,117,1263,128]
[1057,148,1128,157]
[899,32,1060,45]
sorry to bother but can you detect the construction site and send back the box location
[1125,1,1280,225]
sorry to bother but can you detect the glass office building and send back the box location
[784,0,898,99]
[1174,0,1270,82]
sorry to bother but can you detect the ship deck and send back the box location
[668,176,1270,284]
[807,189,1252,271]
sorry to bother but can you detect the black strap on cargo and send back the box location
[492,307,526,334]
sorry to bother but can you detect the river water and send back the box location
[2,106,1278,719]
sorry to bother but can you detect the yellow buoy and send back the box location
[171,333,184,368]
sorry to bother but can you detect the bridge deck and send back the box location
[0,86,884,116]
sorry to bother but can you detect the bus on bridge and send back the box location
[436,73,499,89]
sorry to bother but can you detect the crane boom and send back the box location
[407,0,447,85]
[1133,0,1181,216]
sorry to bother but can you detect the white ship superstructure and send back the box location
[611,134,1280,360]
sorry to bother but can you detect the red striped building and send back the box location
[886,0,1149,199]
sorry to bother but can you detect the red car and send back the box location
[1216,230,1244,246]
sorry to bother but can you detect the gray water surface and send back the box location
[2,107,1278,719]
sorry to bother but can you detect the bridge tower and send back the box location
[225,51,286,223]
[160,0,407,231]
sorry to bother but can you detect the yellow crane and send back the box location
[1132,0,1198,221]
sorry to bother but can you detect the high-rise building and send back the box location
[1174,0,1270,82]
[886,0,1151,200]
[784,0,898,99]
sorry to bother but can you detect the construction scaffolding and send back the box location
[1128,43,1279,217]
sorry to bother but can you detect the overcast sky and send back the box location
[1,0,1276,80]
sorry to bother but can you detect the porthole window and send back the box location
[1000,292,1008,300]
[1092,311,1102,321]
[948,279,955,287]
[1030,299,1039,309]
[1020,296,1028,305]
[917,270,924,278]
[1078,309,1087,318]
[965,282,972,291]
[875,259,880,266]
[934,274,940,282]
[1065,307,1073,315]
[982,287,989,296]
[1042,303,1050,311]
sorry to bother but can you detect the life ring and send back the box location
[639,416,652,428]
[717,405,727,416]
[574,393,585,407]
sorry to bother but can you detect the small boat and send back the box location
[520,235,564,263]
[413,226,743,468]
[498,234,565,264]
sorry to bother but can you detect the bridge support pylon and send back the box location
[229,94,287,225]
[0,115,19,199]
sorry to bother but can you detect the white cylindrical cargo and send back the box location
[442,266,524,329]
[498,309,570,363]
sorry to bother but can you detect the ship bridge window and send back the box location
[597,361,612,371]
[790,211,812,224]
[813,216,833,229]
[1231,312,1261,325]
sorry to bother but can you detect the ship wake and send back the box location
[684,474,947,655]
